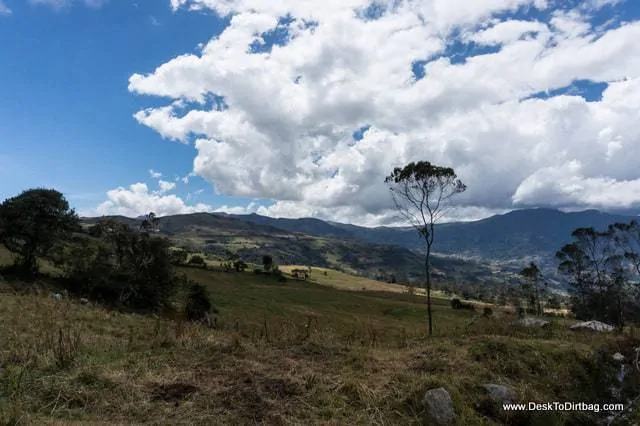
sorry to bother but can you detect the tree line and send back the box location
[557,222,640,329]
[0,188,214,322]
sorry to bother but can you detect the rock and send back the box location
[202,313,218,329]
[422,387,455,425]
[80,298,90,304]
[51,293,62,301]
[482,384,517,403]
[518,317,550,328]
[613,352,625,362]
[570,320,615,332]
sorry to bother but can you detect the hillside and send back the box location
[1,258,639,425]
[81,213,494,285]
[234,208,637,283]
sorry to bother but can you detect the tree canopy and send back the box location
[0,188,79,275]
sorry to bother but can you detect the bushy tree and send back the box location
[169,249,188,265]
[385,161,466,336]
[0,188,79,275]
[62,220,180,312]
[139,212,160,233]
[188,255,206,267]
[184,283,213,322]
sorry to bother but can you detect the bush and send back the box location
[451,298,475,310]
[169,249,188,265]
[188,255,206,267]
[483,306,493,317]
[184,283,214,322]
[60,222,180,313]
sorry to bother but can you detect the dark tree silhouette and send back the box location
[0,188,78,275]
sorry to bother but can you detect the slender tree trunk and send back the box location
[20,247,37,276]
[425,244,433,337]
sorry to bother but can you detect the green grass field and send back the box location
[1,247,639,425]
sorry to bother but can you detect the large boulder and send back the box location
[422,387,455,425]
[518,317,550,328]
[570,320,614,332]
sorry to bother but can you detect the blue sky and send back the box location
[1,0,640,225]
[0,1,242,211]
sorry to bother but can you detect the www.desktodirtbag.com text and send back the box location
[503,402,624,412]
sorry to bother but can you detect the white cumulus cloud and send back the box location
[92,182,212,217]
[157,180,176,193]
[95,0,640,224]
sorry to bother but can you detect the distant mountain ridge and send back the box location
[81,212,494,284]
[233,208,636,261]
[81,208,636,287]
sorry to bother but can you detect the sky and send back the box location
[1,0,640,226]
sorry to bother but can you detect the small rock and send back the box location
[613,353,625,362]
[80,298,90,304]
[482,384,518,403]
[51,293,62,301]
[422,387,455,425]
[518,317,550,328]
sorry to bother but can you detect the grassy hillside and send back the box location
[1,252,639,424]
[81,214,495,285]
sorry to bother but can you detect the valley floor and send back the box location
[1,263,639,425]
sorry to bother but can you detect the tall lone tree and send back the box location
[385,161,466,336]
[0,188,79,275]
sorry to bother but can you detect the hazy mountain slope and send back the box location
[235,208,636,261]
[80,213,493,284]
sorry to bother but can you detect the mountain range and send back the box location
[82,208,637,287]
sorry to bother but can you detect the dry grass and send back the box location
[279,265,451,299]
[1,251,639,425]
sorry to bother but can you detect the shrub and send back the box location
[483,306,493,317]
[188,255,206,267]
[184,283,213,322]
[451,298,475,310]
[60,223,180,313]
[169,249,188,265]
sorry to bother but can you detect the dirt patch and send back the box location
[213,373,302,422]
[148,382,199,403]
